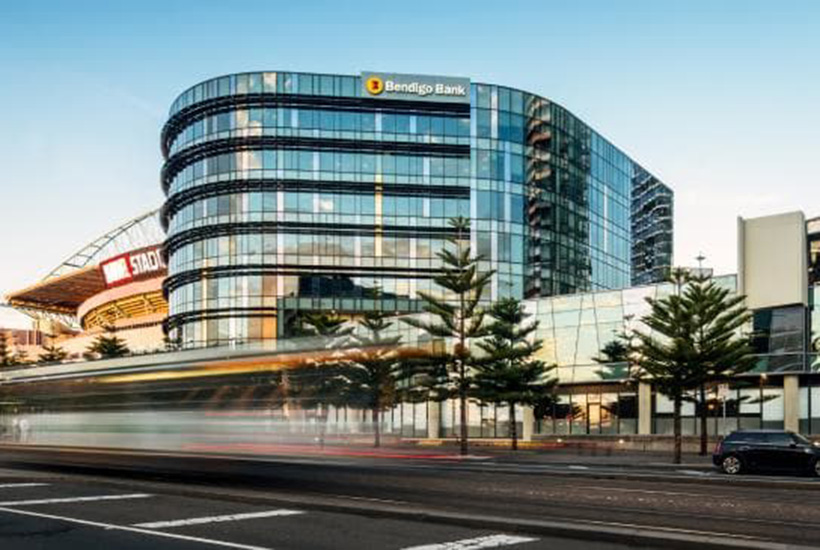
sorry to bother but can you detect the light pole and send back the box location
[759,372,768,429]
[696,253,705,275]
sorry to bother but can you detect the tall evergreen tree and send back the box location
[293,312,353,341]
[343,307,404,447]
[290,312,353,447]
[86,327,130,359]
[686,275,755,455]
[404,217,494,455]
[631,285,696,464]
[594,339,630,364]
[473,298,556,450]
[0,332,11,367]
[39,344,68,363]
[592,335,633,381]
[631,271,754,463]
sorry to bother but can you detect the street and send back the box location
[0,476,629,550]
[1,446,820,548]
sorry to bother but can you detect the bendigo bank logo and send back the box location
[365,76,384,95]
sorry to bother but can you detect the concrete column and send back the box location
[521,406,534,442]
[784,375,800,432]
[427,401,441,439]
[638,382,652,435]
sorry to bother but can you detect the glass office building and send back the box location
[160,71,673,347]
[529,276,820,436]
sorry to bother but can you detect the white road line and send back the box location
[0,505,275,550]
[576,486,709,498]
[134,509,303,529]
[567,465,589,470]
[0,493,152,506]
[401,534,538,550]
[0,483,50,489]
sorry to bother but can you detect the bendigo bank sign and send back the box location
[361,71,470,104]
[100,246,167,288]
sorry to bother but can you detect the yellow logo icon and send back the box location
[365,76,384,95]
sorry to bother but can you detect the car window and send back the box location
[765,433,794,446]
[727,432,764,443]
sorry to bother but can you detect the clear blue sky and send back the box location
[0,0,818,295]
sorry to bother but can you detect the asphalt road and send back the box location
[0,478,638,550]
[2,446,820,549]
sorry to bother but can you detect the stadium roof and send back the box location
[5,209,163,318]
[7,266,106,315]
[46,209,163,280]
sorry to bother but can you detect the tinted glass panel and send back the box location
[765,433,794,445]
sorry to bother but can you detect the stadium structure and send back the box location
[4,210,168,358]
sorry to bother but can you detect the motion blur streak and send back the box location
[0,338,443,459]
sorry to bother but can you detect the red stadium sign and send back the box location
[100,246,166,288]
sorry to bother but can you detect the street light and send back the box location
[696,253,706,276]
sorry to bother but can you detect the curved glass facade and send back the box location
[161,71,673,347]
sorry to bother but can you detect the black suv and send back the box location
[713,430,820,476]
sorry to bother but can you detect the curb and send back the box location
[446,462,820,491]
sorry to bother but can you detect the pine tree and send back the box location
[39,344,68,363]
[631,271,754,464]
[0,332,11,367]
[473,298,556,450]
[404,217,494,455]
[686,275,755,456]
[631,282,696,464]
[290,312,354,447]
[86,327,130,359]
[344,306,404,448]
[592,336,632,381]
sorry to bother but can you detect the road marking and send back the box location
[567,465,589,470]
[0,505,275,550]
[677,469,709,476]
[134,509,303,529]
[0,483,50,489]
[401,534,538,550]
[576,486,708,498]
[337,495,408,505]
[0,493,152,506]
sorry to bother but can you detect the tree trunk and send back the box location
[673,393,682,464]
[510,403,518,451]
[319,404,327,450]
[459,367,468,456]
[373,407,381,448]
[699,384,708,456]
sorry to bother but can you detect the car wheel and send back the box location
[721,455,743,475]
[813,459,820,477]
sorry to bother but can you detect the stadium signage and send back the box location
[100,246,166,288]
[361,72,470,104]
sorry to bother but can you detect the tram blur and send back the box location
[0,336,435,457]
